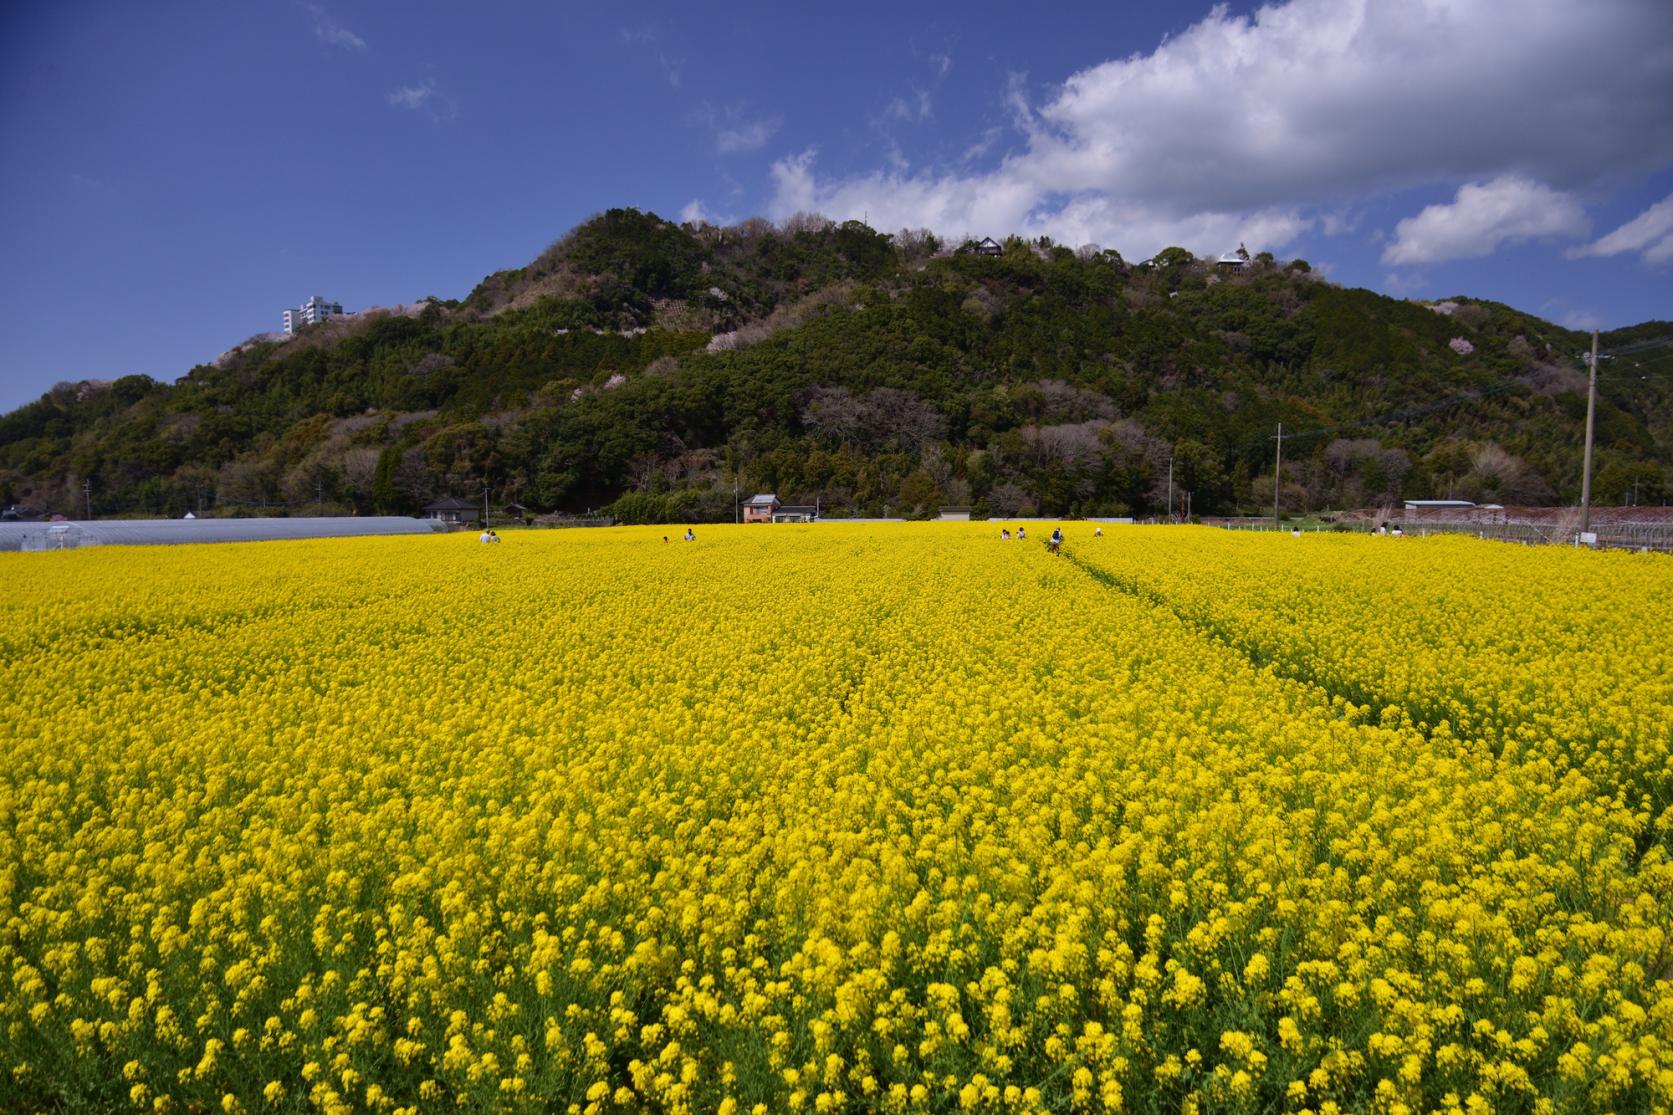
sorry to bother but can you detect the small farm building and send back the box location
[743,494,781,523]
[772,505,817,523]
[423,498,481,525]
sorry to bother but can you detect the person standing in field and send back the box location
[685,528,695,542]
[1048,527,1063,555]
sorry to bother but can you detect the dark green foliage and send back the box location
[2,212,1668,521]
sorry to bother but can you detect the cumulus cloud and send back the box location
[769,150,1312,258]
[1023,0,1672,210]
[305,4,365,51]
[1382,176,1589,265]
[1568,193,1673,265]
[767,0,1673,258]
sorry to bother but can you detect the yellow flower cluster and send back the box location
[1,524,1668,1114]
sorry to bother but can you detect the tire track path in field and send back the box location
[1059,544,1669,865]
[1056,546,1478,743]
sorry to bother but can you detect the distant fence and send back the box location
[1207,517,1673,553]
[1400,520,1673,553]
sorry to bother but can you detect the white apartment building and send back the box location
[282,295,345,334]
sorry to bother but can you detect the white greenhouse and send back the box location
[0,516,448,552]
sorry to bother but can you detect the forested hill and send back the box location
[3,208,1669,521]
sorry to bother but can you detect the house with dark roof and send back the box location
[772,505,817,523]
[972,236,1003,256]
[422,497,481,526]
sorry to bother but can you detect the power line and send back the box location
[1245,346,1673,452]
[1599,334,1673,359]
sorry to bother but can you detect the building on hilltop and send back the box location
[283,295,345,334]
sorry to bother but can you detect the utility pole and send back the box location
[1272,422,1283,529]
[1166,455,1174,524]
[1580,330,1598,535]
[482,484,491,530]
[83,478,92,521]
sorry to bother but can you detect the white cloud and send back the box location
[1383,176,1589,265]
[1022,0,1673,211]
[1562,309,1605,330]
[305,4,365,51]
[620,24,684,87]
[696,104,782,155]
[1568,193,1673,265]
[961,127,1002,165]
[1320,210,1361,237]
[768,149,1311,258]
[767,0,1673,258]
[679,199,733,226]
[717,117,780,154]
[387,82,434,111]
[386,79,458,121]
[882,49,953,127]
[885,89,933,124]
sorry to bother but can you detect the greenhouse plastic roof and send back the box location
[0,516,449,552]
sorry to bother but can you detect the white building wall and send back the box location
[283,296,345,334]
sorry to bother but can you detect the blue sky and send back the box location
[2,0,1670,414]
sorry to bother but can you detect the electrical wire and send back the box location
[1599,334,1673,359]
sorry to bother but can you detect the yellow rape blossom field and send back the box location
[2,524,1670,1115]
